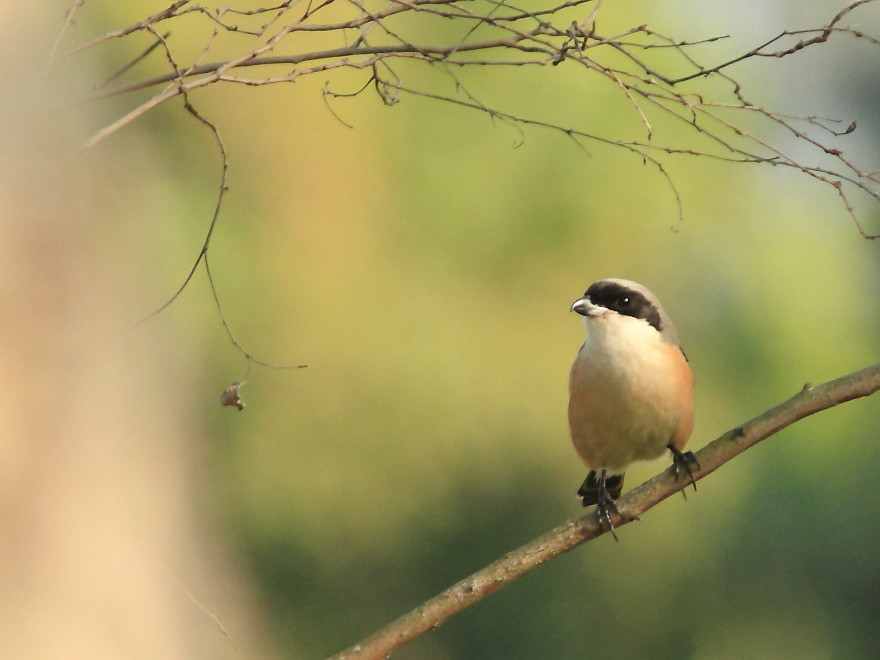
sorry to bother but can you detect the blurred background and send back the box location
[3,1,879,658]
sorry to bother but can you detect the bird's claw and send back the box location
[595,489,621,541]
[667,445,700,493]
[578,469,627,541]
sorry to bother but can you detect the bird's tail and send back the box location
[577,471,624,506]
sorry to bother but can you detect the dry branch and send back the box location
[60,0,880,238]
[50,1,880,366]
[327,362,880,660]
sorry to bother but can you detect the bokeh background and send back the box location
[3,1,879,659]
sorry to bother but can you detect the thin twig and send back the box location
[205,254,309,371]
[669,0,877,84]
[136,29,226,322]
[130,28,309,371]
[69,0,192,55]
[380,79,686,226]
[45,0,85,72]
[97,31,172,89]
[157,561,242,659]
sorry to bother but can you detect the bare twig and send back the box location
[97,31,172,89]
[61,0,880,370]
[70,0,880,238]
[157,561,242,659]
[45,0,85,72]
[129,30,308,373]
[205,254,309,373]
[327,362,880,660]
[373,76,685,222]
[669,0,878,84]
[69,0,192,55]
[136,28,226,322]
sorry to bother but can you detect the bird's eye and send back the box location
[617,295,631,308]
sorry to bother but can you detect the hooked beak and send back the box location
[571,297,604,317]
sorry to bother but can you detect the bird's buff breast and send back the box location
[568,318,694,473]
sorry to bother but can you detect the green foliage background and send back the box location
[72,1,880,658]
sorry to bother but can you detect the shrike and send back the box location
[568,278,697,536]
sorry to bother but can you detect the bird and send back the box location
[568,278,698,537]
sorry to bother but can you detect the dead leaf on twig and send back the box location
[220,380,246,411]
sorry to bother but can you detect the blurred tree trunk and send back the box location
[0,5,277,659]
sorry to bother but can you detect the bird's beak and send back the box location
[571,297,603,317]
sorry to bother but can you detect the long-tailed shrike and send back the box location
[568,278,698,537]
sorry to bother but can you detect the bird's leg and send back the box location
[577,469,624,541]
[595,471,621,541]
[667,444,700,494]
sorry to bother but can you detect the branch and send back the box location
[45,0,85,72]
[71,0,880,237]
[669,0,878,84]
[327,362,880,660]
[69,0,193,55]
[133,27,308,374]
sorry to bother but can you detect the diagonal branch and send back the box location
[327,362,880,660]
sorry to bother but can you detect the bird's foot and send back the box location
[595,485,622,542]
[577,469,626,541]
[667,444,700,495]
